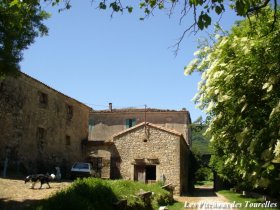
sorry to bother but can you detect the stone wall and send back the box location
[0,73,90,176]
[86,142,114,179]
[89,109,192,145]
[180,136,191,193]
[113,124,186,195]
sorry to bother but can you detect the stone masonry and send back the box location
[0,73,90,175]
[112,123,190,195]
[87,122,192,195]
[89,107,192,146]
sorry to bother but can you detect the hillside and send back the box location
[191,124,211,155]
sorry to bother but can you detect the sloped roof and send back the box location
[19,72,91,109]
[112,122,183,139]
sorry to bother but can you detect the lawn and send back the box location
[218,190,279,210]
[195,180,214,188]
[26,178,177,210]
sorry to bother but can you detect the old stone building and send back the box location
[88,104,192,145]
[0,73,194,193]
[0,72,90,175]
[87,105,193,194]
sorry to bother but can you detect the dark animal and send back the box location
[24,173,55,189]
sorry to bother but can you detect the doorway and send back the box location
[145,165,156,181]
[134,165,156,183]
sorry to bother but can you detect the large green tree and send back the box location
[185,8,280,194]
[0,0,278,77]
[0,0,49,78]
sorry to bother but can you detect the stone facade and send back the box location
[0,73,90,175]
[89,107,192,145]
[87,122,192,195]
[0,73,193,192]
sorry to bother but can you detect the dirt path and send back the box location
[0,178,71,210]
[174,187,231,210]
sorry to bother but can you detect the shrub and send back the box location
[28,178,173,210]
[195,167,213,181]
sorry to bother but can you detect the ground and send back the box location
[0,178,71,210]
[0,178,228,210]
[174,186,229,210]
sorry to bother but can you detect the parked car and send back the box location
[70,162,94,179]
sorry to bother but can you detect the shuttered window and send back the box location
[125,118,136,128]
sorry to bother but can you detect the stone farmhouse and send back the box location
[0,73,193,195]
[0,72,90,175]
[87,106,193,194]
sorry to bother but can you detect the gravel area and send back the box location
[174,187,230,210]
[1,179,230,210]
[0,177,71,210]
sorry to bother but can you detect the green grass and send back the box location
[195,180,213,187]
[218,190,279,210]
[26,178,174,210]
[166,201,185,210]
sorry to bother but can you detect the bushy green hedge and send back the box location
[27,178,173,210]
[195,167,213,181]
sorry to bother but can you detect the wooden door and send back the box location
[134,165,145,183]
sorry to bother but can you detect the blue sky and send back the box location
[20,0,240,122]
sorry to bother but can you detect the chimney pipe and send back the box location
[109,103,112,112]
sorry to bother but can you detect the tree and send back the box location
[185,8,280,195]
[0,0,49,78]
[0,0,278,78]
[54,0,278,54]
[191,116,211,155]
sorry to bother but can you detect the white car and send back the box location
[70,162,94,179]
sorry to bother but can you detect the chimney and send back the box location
[109,103,112,112]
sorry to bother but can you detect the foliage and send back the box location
[191,117,211,155]
[0,0,50,78]
[195,180,213,187]
[1,0,277,78]
[166,201,184,210]
[93,0,277,30]
[195,167,213,181]
[185,7,280,195]
[27,178,173,210]
[218,190,279,210]
[273,139,280,163]
[191,117,212,182]
[53,0,278,54]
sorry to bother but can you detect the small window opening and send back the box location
[125,118,136,128]
[38,92,48,106]
[65,135,71,145]
[66,104,73,120]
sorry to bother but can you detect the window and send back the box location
[88,118,94,132]
[72,162,90,170]
[37,127,46,152]
[38,92,48,106]
[111,157,121,179]
[66,104,73,120]
[0,81,4,91]
[92,157,102,178]
[125,118,136,128]
[37,127,45,140]
[65,135,71,145]
[146,165,156,181]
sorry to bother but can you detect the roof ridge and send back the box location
[19,71,91,109]
[112,122,183,139]
[90,108,188,113]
